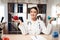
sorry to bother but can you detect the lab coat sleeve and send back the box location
[40,21,52,34]
[18,22,28,35]
[40,21,47,34]
[45,23,52,34]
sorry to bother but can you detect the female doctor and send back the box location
[12,7,53,35]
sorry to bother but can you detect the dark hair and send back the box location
[37,15,43,20]
[30,7,39,14]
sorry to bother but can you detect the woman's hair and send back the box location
[37,15,43,20]
[30,7,39,14]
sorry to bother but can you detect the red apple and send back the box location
[13,16,19,20]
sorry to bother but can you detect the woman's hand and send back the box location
[49,17,54,24]
[12,18,18,22]
[12,18,23,25]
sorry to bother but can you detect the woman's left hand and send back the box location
[49,17,54,24]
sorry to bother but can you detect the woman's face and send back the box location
[30,8,37,19]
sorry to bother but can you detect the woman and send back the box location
[12,7,53,35]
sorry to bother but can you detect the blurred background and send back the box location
[0,0,60,34]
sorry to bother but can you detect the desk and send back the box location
[2,34,53,40]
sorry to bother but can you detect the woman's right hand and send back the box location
[12,18,23,25]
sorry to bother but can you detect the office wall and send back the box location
[0,1,8,33]
[46,0,60,24]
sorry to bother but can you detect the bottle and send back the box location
[52,23,59,40]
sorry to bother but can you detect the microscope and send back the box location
[0,17,6,40]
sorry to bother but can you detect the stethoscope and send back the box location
[27,20,41,29]
[38,21,41,29]
[27,21,32,26]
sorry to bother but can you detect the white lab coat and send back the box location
[18,19,52,35]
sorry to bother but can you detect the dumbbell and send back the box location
[48,16,56,21]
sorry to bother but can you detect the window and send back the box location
[17,4,23,13]
[37,4,47,14]
[8,3,15,13]
[0,5,5,22]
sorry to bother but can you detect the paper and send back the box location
[31,35,47,40]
